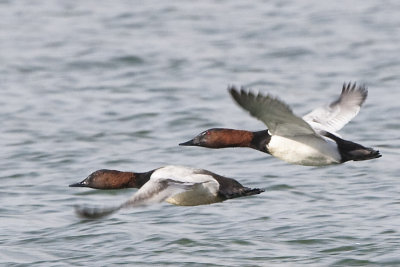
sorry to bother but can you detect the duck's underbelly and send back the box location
[166,184,221,206]
[268,135,341,166]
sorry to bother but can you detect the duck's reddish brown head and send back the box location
[179,128,255,149]
[180,128,271,153]
[69,169,151,189]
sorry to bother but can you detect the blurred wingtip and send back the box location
[73,205,119,220]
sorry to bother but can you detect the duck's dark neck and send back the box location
[249,130,270,154]
[130,170,154,188]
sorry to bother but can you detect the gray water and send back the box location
[1,0,400,266]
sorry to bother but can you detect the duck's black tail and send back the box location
[199,171,265,200]
[323,132,382,162]
[343,146,381,161]
[243,187,265,196]
[220,187,265,200]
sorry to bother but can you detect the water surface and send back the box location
[1,0,400,266]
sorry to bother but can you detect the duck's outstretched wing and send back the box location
[74,179,200,219]
[229,86,317,137]
[303,82,367,134]
[120,179,198,208]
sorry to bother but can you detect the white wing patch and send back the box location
[121,178,202,208]
[121,165,219,208]
[303,83,367,134]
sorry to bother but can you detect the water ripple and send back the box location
[1,0,399,266]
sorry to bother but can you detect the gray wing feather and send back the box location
[121,179,199,208]
[229,86,317,137]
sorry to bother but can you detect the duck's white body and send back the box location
[137,165,220,206]
[268,135,341,166]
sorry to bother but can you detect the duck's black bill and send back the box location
[179,139,195,146]
[69,181,87,187]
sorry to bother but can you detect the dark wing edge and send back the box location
[74,205,121,220]
[332,82,368,108]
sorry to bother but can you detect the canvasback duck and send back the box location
[180,83,381,166]
[70,165,263,219]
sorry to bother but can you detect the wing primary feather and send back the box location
[74,205,121,219]
[303,82,368,134]
[228,86,317,136]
